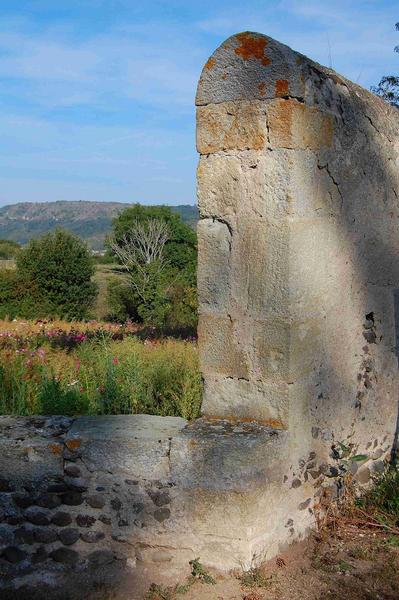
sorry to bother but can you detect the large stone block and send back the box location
[197,150,292,222]
[267,99,334,150]
[198,314,250,379]
[197,218,231,312]
[201,376,289,427]
[196,100,268,154]
[231,216,289,319]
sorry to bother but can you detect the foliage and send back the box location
[0,319,201,420]
[0,239,20,259]
[17,229,97,320]
[108,204,197,329]
[239,566,274,588]
[189,558,216,584]
[0,269,46,320]
[111,204,197,276]
[371,22,399,106]
[362,466,399,516]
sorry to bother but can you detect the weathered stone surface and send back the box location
[197,31,399,466]
[36,493,62,509]
[3,546,27,563]
[76,514,96,528]
[88,549,114,568]
[153,508,171,523]
[34,527,57,544]
[64,464,81,477]
[197,101,268,154]
[24,507,50,526]
[66,415,186,480]
[50,546,79,565]
[80,530,105,543]
[58,528,79,546]
[61,492,83,506]
[86,494,106,509]
[51,511,72,527]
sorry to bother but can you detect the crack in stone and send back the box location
[317,161,344,209]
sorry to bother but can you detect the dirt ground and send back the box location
[141,524,399,600]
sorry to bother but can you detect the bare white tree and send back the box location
[110,219,169,302]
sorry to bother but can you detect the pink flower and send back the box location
[75,360,81,372]
[112,356,119,365]
[25,359,33,368]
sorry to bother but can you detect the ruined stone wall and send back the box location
[197,31,399,473]
[1,32,399,599]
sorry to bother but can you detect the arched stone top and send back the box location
[196,31,315,106]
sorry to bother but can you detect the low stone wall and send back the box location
[0,414,392,599]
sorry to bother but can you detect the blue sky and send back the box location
[0,0,398,207]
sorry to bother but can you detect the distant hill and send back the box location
[0,201,198,250]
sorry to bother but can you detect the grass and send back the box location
[92,263,120,320]
[0,319,201,419]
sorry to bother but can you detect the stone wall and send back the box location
[1,31,399,599]
[197,31,399,471]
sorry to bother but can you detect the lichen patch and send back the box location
[234,32,270,66]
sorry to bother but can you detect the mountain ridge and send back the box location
[0,201,198,250]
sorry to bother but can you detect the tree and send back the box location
[111,204,197,283]
[17,229,97,320]
[371,22,399,107]
[108,205,197,328]
[110,219,170,325]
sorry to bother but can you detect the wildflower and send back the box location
[76,360,81,372]
[112,356,119,365]
[25,359,33,368]
[97,385,105,394]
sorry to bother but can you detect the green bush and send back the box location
[0,239,21,260]
[17,229,97,320]
[0,269,48,320]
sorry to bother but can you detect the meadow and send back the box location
[0,319,201,419]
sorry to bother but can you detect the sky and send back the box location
[0,0,398,207]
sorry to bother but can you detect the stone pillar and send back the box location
[196,32,399,460]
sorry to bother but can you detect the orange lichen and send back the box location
[275,79,289,97]
[203,414,286,430]
[65,438,81,451]
[48,443,62,455]
[258,82,266,96]
[234,32,270,66]
[204,57,215,70]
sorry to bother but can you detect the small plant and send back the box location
[239,566,274,588]
[348,545,371,560]
[189,557,216,585]
[337,560,353,573]
[364,466,399,516]
[145,583,173,600]
[383,535,399,547]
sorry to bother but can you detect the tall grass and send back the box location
[0,327,201,419]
